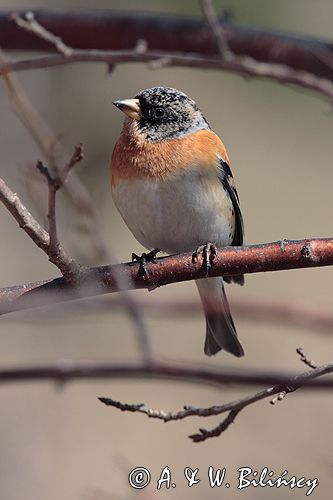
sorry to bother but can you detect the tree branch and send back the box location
[11,11,73,57]
[35,144,83,260]
[0,39,153,361]
[0,9,332,81]
[200,0,232,60]
[4,168,333,304]
[1,48,332,102]
[0,346,331,442]
[98,350,333,442]
[0,169,81,282]
[1,235,333,314]
[0,357,332,388]
[0,10,332,101]
[0,46,110,263]
[35,293,333,335]
[296,347,318,369]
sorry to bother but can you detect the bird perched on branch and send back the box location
[111,86,244,357]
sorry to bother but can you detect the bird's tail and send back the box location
[196,277,244,357]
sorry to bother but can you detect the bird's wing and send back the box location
[217,156,245,285]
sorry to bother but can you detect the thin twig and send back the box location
[0,175,81,281]
[35,144,83,258]
[36,160,58,255]
[61,143,84,180]
[270,348,317,404]
[99,352,333,442]
[11,11,73,57]
[0,48,60,164]
[297,347,318,369]
[200,0,232,60]
[0,47,109,263]
[191,409,240,442]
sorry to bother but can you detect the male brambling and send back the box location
[111,86,244,357]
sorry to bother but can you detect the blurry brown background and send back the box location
[1,1,333,499]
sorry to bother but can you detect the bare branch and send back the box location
[35,144,83,260]
[1,234,333,314]
[61,143,84,181]
[1,152,150,359]
[3,287,333,341]
[1,354,332,443]
[47,294,333,335]
[297,347,318,369]
[200,0,232,60]
[1,48,332,102]
[36,160,58,254]
[0,49,61,162]
[0,174,81,281]
[2,8,333,102]
[1,9,333,83]
[190,410,239,442]
[229,296,333,334]
[0,357,333,388]
[0,48,110,263]
[0,176,49,250]
[106,253,153,363]
[11,11,73,57]
[98,351,333,442]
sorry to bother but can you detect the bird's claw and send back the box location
[132,248,160,279]
[192,242,217,277]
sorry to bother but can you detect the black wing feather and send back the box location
[217,157,245,286]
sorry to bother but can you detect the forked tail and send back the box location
[196,277,244,357]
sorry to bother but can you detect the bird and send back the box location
[111,86,244,357]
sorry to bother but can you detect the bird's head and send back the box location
[113,86,209,141]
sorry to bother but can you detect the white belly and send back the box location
[112,169,234,254]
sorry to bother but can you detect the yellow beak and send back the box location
[113,98,140,120]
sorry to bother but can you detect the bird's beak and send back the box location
[113,98,141,120]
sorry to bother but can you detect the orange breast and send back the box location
[111,121,229,186]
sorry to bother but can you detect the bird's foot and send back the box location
[132,248,160,279]
[192,242,217,277]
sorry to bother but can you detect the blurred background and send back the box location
[1,1,333,499]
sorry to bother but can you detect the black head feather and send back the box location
[134,87,209,141]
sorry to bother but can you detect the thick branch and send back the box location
[0,9,332,81]
[0,358,333,388]
[0,11,332,100]
[1,238,333,314]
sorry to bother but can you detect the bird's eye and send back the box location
[153,107,165,119]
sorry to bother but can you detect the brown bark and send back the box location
[1,238,333,315]
[0,9,332,82]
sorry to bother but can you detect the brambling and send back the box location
[111,87,244,357]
